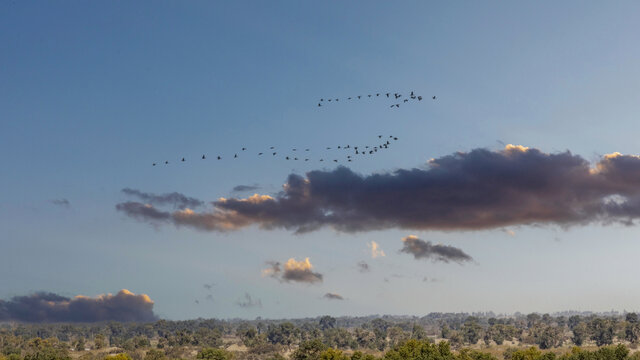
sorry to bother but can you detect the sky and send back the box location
[2,1,640,321]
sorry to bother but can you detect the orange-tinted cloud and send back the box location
[262,258,323,284]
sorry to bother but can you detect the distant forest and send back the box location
[2,312,640,360]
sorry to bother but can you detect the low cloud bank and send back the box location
[0,289,157,323]
[117,145,640,233]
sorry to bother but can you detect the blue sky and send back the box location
[2,1,640,320]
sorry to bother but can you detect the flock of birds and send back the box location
[317,90,435,108]
[153,135,401,167]
[152,90,436,167]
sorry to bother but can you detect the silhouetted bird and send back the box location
[335,98,338,101]
[378,135,382,138]
[293,148,297,151]
[258,153,263,155]
[305,149,310,151]
[333,159,338,162]
[217,156,221,160]
[165,161,169,164]
[348,97,352,100]
[202,155,206,159]
[390,105,394,108]
[394,137,398,140]
[305,159,309,161]
[404,99,408,103]
[326,147,331,149]
[152,163,156,166]
[328,99,331,102]
[368,95,371,97]
[270,146,275,149]
[411,91,414,97]
[294,157,298,160]
[182,158,185,162]
[286,156,290,160]
[432,96,436,100]
[418,96,423,101]
[386,93,390,97]
[376,93,380,96]
[320,159,324,162]
[320,99,324,101]
[357,96,361,99]
[234,154,238,158]
[337,146,341,149]
[273,152,276,155]
[242,148,246,151]
[318,103,322,107]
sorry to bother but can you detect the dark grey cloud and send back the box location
[0,289,157,323]
[235,293,262,308]
[262,258,323,284]
[121,188,203,209]
[117,146,640,233]
[116,202,172,222]
[357,261,370,273]
[50,199,70,208]
[400,235,473,264]
[232,185,261,193]
[323,293,344,300]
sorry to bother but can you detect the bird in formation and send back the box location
[155,135,400,167]
[318,90,435,109]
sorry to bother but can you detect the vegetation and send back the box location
[2,313,640,360]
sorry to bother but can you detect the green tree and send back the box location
[590,318,615,347]
[319,317,337,331]
[196,348,234,360]
[107,354,132,360]
[143,349,166,360]
[292,339,327,360]
[572,322,589,346]
[319,348,349,360]
[383,339,455,360]
[411,324,429,341]
[94,334,106,350]
[462,319,483,345]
